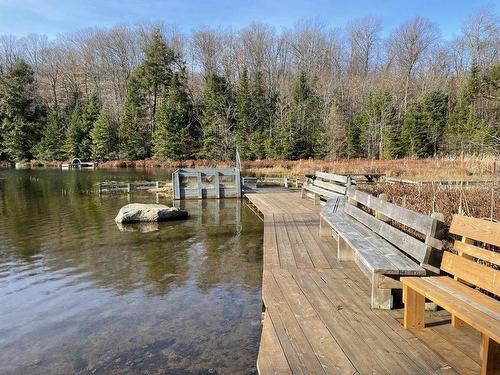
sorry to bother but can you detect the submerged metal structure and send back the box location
[172,168,241,200]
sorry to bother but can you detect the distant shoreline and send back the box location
[1,156,497,182]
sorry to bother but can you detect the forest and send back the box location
[0,9,498,164]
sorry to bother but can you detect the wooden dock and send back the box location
[97,181,170,194]
[246,191,482,375]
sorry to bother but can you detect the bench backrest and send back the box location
[312,172,351,195]
[345,187,445,272]
[444,215,500,295]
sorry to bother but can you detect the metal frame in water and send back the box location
[172,168,242,200]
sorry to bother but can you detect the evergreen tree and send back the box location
[153,69,194,160]
[356,92,399,159]
[33,108,65,162]
[199,73,235,160]
[235,68,253,159]
[64,88,82,124]
[119,73,148,160]
[0,59,46,162]
[91,109,116,161]
[138,28,176,141]
[250,70,269,159]
[346,117,362,158]
[447,60,496,154]
[64,102,83,159]
[401,102,427,157]
[282,71,322,159]
[80,92,100,160]
[423,91,448,156]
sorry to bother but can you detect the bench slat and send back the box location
[441,252,500,296]
[322,209,425,275]
[313,179,347,195]
[432,276,500,318]
[453,241,500,267]
[315,171,349,184]
[347,188,437,236]
[425,277,500,321]
[449,215,500,247]
[303,185,340,198]
[401,276,500,343]
[344,203,430,265]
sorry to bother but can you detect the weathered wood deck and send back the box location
[246,191,482,375]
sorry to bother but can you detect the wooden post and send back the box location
[215,172,220,199]
[172,172,177,200]
[337,236,354,261]
[156,181,159,189]
[235,169,241,198]
[403,285,425,328]
[371,273,393,309]
[481,334,500,375]
[319,217,330,237]
[375,193,389,222]
[98,183,102,195]
[197,172,203,199]
[127,183,131,193]
[284,177,288,188]
[314,193,320,205]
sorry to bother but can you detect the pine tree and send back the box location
[347,116,362,158]
[447,59,495,154]
[153,69,194,160]
[401,102,426,157]
[235,68,253,159]
[64,102,83,159]
[138,28,176,142]
[422,91,448,156]
[91,109,116,161]
[119,73,148,160]
[250,70,269,159]
[199,73,234,160]
[79,92,100,160]
[357,92,399,159]
[283,72,322,159]
[33,108,65,162]
[0,59,46,162]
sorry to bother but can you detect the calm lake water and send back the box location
[0,169,263,375]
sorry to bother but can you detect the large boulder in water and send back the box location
[115,203,188,224]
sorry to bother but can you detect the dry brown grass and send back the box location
[241,156,498,181]
[17,156,497,182]
[362,183,499,224]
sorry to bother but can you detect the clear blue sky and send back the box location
[0,0,497,39]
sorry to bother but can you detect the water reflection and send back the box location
[0,169,263,375]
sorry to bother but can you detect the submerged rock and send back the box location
[115,203,188,224]
[115,222,159,233]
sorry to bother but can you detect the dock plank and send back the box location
[244,191,481,375]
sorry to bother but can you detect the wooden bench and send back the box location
[301,171,352,204]
[402,215,500,375]
[320,187,445,309]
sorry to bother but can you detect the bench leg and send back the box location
[403,285,425,329]
[337,236,354,261]
[371,274,393,309]
[451,314,468,327]
[314,193,320,205]
[481,334,500,375]
[301,187,306,199]
[319,216,330,237]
